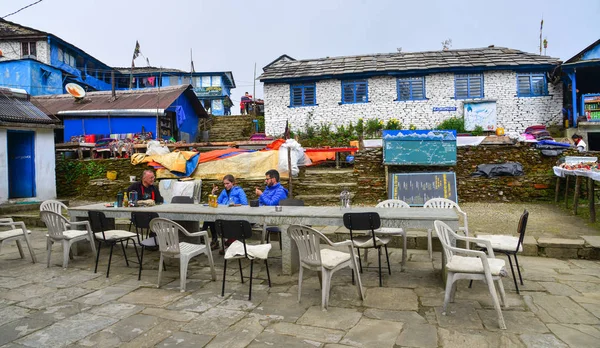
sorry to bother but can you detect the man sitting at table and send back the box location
[127,170,164,204]
[255,169,288,206]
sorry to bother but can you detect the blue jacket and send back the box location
[217,186,248,205]
[259,182,288,206]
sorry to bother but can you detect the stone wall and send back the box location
[263,71,563,136]
[56,144,582,204]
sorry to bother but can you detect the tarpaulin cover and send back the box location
[131,151,199,177]
[471,162,524,178]
[157,150,287,180]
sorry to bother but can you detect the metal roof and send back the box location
[31,85,208,118]
[0,88,58,125]
[259,46,561,82]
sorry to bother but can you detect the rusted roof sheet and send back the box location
[31,85,208,118]
[114,66,185,74]
[0,88,58,124]
[260,46,561,82]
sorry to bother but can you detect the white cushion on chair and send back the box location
[94,230,137,240]
[352,236,390,248]
[446,255,506,276]
[61,230,90,239]
[320,249,351,269]
[225,240,272,260]
[475,235,522,252]
[0,229,31,240]
[374,227,404,235]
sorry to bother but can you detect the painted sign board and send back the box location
[433,107,457,112]
[388,171,457,206]
[464,100,497,131]
[194,86,223,97]
[383,130,457,166]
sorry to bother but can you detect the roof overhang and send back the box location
[58,109,165,117]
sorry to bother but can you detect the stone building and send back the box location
[259,47,562,136]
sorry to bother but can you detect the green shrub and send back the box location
[471,125,484,136]
[384,118,402,130]
[436,116,466,133]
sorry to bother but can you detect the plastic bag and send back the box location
[278,139,311,176]
[146,140,170,155]
[471,162,524,178]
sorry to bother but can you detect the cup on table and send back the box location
[275,206,282,212]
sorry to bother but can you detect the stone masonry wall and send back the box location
[263,71,563,136]
[56,144,581,204]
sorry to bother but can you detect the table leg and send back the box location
[565,176,570,209]
[573,176,582,215]
[554,177,561,203]
[589,178,596,223]
[280,224,299,275]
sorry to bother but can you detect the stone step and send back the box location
[295,182,358,188]
[0,213,46,228]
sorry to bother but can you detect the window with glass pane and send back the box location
[454,74,483,99]
[341,80,368,103]
[397,77,425,101]
[57,48,63,62]
[290,84,316,107]
[201,76,211,87]
[211,76,221,87]
[21,42,36,58]
[517,73,547,97]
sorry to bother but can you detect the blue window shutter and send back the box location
[516,73,547,97]
[290,84,316,106]
[455,73,483,99]
[342,80,368,104]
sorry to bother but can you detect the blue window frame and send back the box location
[517,73,547,97]
[454,73,483,99]
[290,83,316,107]
[397,77,426,101]
[341,80,368,104]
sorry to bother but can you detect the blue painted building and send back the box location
[0,19,235,116]
[31,85,208,143]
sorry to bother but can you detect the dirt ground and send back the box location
[461,202,600,239]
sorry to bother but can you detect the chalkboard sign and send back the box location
[383,130,457,166]
[388,172,457,206]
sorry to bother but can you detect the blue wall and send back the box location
[582,43,600,61]
[0,60,63,95]
[48,42,113,92]
[166,93,199,141]
[63,116,157,142]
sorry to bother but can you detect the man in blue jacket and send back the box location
[255,169,288,206]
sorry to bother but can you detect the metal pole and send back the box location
[287,147,293,198]
[252,62,256,116]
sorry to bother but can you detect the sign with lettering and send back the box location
[194,86,223,97]
[383,130,457,166]
[433,107,457,112]
[388,172,457,206]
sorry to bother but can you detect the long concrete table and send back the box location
[69,203,459,275]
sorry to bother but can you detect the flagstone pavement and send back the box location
[0,227,599,348]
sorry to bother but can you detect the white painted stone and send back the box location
[263,71,562,136]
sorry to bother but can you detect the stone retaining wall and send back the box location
[56,143,585,203]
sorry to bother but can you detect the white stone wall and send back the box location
[263,70,563,136]
[0,40,50,64]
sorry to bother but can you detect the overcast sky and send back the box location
[2,0,599,104]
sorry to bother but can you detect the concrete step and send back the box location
[0,212,45,228]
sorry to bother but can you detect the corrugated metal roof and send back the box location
[31,85,208,118]
[259,46,561,81]
[114,66,185,74]
[0,88,58,124]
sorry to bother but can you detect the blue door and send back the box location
[8,131,36,198]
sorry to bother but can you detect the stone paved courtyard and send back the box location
[1,226,599,348]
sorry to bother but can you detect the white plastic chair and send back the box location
[373,199,409,270]
[40,200,69,216]
[150,218,216,292]
[0,218,37,263]
[424,198,469,260]
[434,220,507,330]
[40,211,96,269]
[288,225,364,310]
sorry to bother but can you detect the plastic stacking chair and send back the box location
[88,211,140,278]
[40,211,96,269]
[0,218,37,263]
[424,198,470,261]
[373,199,409,271]
[150,218,216,292]
[343,212,391,287]
[288,224,365,310]
[434,220,508,330]
[216,219,271,300]
[40,200,69,217]
[472,210,529,294]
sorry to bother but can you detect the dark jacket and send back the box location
[127,181,164,204]
[259,182,288,206]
